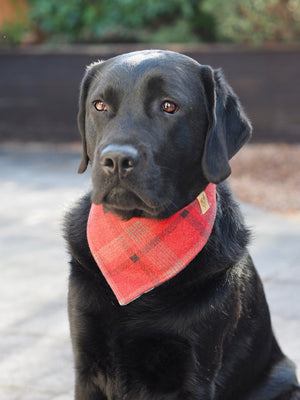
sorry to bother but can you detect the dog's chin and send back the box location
[91,187,173,220]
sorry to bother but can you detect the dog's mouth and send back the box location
[92,185,173,219]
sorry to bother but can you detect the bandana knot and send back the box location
[87,183,216,305]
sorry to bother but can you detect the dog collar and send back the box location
[87,183,216,305]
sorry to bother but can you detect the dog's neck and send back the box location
[87,183,217,305]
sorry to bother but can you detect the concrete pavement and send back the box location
[0,143,299,400]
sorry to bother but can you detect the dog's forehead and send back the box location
[119,50,169,67]
[118,50,198,67]
[92,50,202,93]
[99,50,199,74]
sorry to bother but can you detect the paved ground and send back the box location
[0,143,299,400]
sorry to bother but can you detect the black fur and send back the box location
[64,50,299,399]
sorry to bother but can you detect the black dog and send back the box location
[64,50,299,399]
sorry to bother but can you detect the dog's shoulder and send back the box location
[64,192,91,242]
[209,182,251,265]
[63,192,94,268]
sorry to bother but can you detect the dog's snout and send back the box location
[100,144,139,177]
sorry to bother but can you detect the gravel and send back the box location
[229,143,300,217]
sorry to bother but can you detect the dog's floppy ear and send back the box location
[200,66,252,183]
[77,61,103,174]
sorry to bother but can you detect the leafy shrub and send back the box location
[202,0,300,44]
[0,21,30,44]
[27,0,217,43]
[4,0,300,44]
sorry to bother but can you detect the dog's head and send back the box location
[77,50,251,219]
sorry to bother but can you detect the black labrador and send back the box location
[64,50,300,399]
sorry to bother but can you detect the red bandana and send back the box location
[87,183,216,305]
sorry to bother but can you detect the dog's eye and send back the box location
[162,101,179,114]
[94,101,107,112]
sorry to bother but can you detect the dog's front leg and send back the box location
[68,266,111,400]
[71,337,110,400]
[74,378,108,400]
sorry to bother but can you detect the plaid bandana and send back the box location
[87,183,216,305]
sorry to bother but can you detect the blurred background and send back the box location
[0,1,299,399]
[1,0,299,45]
[0,0,299,212]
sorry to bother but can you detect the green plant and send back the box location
[202,0,300,44]
[27,0,217,43]
[0,21,31,45]
[26,0,300,44]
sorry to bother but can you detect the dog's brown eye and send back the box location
[94,101,107,111]
[162,101,178,114]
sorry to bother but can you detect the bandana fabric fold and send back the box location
[87,183,216,305]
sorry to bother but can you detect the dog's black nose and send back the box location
[100,144,139,177]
